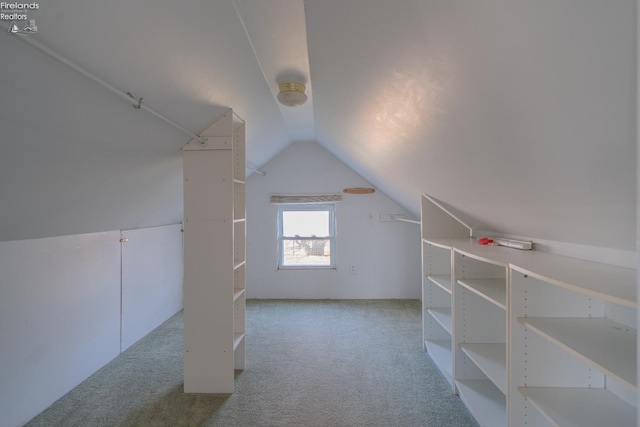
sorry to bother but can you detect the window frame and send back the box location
[276,204,336,270]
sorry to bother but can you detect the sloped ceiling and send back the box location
[0,0,636,251]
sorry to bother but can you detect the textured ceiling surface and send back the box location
[0,0,636,251]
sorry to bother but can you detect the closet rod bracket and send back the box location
[126,92,143,109]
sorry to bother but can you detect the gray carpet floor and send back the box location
[27,299,479,427]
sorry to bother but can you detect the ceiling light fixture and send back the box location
[277,83,307,107]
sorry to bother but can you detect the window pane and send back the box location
[278,205,335,269]
[282,239,331,266]
[282,211,329,237]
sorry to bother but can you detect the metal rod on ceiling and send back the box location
[3,23,207,145]
[247,167,266,176]
[394,217,420,225]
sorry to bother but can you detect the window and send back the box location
[277,204,335,269]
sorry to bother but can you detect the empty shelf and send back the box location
[427,308,452,335]
[427,275,452,294]
[456,379,506,427]
[425,339,452,386]
[457,278,506,310]
[459,343,507,394]
[511,260,636,310]
[519,386,636,427]
[518,317,636,390]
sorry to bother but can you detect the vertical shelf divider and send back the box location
[421,194,473,392]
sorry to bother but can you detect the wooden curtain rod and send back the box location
[343,187,375,194]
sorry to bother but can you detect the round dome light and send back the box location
[277,83,307,107]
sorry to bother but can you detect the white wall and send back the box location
[306,0,636,252]
[246,142,420,299]
[121,224,184,351]
[0,1,290,244]
[0,224,183,427]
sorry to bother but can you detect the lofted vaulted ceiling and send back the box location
[0,0,636,252]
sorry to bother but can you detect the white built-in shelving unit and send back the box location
[183,109,246,394]
[419,194,637,427]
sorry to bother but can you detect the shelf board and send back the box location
[234,260,246,270]
[233,218,246,223]
[425,339,453,386]
[233,288,246,302]
[427,308,452,335]
[423,238,455,250]
[518,317,637,390]
[233,333,245,351]
[457,278,506,310]
[519,387,636,427]
[426,237,636,309]
[459,343,507,394]
[429,238,515,266]
[427,275,452,294]
[456,379,506,427]
[510,257,636,310]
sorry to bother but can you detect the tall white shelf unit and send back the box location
[419,194,637,427]
[183,109,246,394]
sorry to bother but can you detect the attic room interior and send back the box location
[0,1,637,426]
